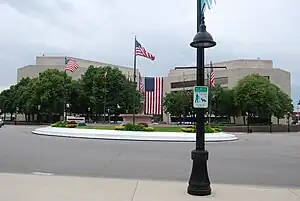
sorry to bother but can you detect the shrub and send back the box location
[67,121,77,124]
[124,123,145,131]
[205,125,215,133]
[181,125,222,133]
[78,122,87,127]
[144,127,154,132]
[213,127,222,132]
[51,121,67,127]
[66,124,77,128]
[181,127,195,133]
[115,126,125,130]
[138,122,149,127]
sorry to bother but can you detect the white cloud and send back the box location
[0,0,299,89]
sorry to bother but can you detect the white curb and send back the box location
[32,126,238,142]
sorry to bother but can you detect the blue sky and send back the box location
[0,0,299,105]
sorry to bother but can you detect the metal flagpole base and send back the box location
[187,149,211,196]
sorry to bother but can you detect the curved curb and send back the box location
[32,127,239,142]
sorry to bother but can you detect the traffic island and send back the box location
[32,126,238,142]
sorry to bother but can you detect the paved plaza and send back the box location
[0,125,300,188]
[1,173,300,201]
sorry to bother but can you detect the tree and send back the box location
[35,69,72,121]
[234,74,280,123]
[273,85,293,123]
[80,66,142,120]
[219,89,239,123]
[210,85,224,117]
[163,90,192,121]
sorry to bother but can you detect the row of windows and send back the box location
[171,77,229,89]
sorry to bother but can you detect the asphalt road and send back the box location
[0,125,300,188]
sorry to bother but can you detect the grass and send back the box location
[77,125,182,132]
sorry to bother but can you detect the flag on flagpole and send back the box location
[210,70,215,87]
[201,0,216,12]
[135,40,155,61]
[65,58,79,72]
[144,77,163,115]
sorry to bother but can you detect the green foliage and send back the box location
[66,124,77,128]
[163,90,192,117]
[138,122,148,127]
[181,124,222,133]
[51,121,67,127]
[124,123,145,131]
[115,124,154,132]
[115,125,125,130]
[0,65,142,122]
[234,74,292,120]
[77,122,87,127]
[144,127,154,132]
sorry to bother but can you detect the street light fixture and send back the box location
[66,103,70,116]
[187,5,216,196]
[37,105,41,124]
[87,107,91,123]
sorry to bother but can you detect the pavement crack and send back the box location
[289,189,300,199]
[131,181,139,201]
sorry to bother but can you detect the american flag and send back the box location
[65,58,79,72]
[210,70,215,87]
[139,72,144,92]
[135,40,155,61]
[144,77,163,115]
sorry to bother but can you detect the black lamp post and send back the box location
[37,105,41,124]
[66,103,70,117]
[87,107,91,123]
[187,2,216,196]
[287,112,291,132]
[15,106,19,125]
[297,101,300,122]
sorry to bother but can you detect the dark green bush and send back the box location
[67,121,77,124]
[124,123,145,131]
[77,122,87,127]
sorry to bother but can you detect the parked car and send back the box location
[0,118,4,127]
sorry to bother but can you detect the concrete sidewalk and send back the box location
[0,173,299,201]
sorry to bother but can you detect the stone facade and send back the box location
[17,56,139,83]
[163,59,291,124]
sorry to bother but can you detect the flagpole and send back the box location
[63,57,67,122]
[133,35,137,124]
[208,61,213,125]
[104,73,107,123]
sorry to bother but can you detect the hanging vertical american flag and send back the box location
[135,40,155,61]
[139,72,145,92]
[210,71,215,87]
[65,58,80,72]
[144,77,163,115]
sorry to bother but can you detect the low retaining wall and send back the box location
[223,124,300,133]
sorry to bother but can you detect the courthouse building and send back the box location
[162,59,291,124]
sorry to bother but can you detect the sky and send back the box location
[0,0,300,102]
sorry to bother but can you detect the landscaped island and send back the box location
[50,121,222,133]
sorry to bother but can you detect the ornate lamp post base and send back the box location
[187,149,211,196]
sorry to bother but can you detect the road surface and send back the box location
[0,125,299,187]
